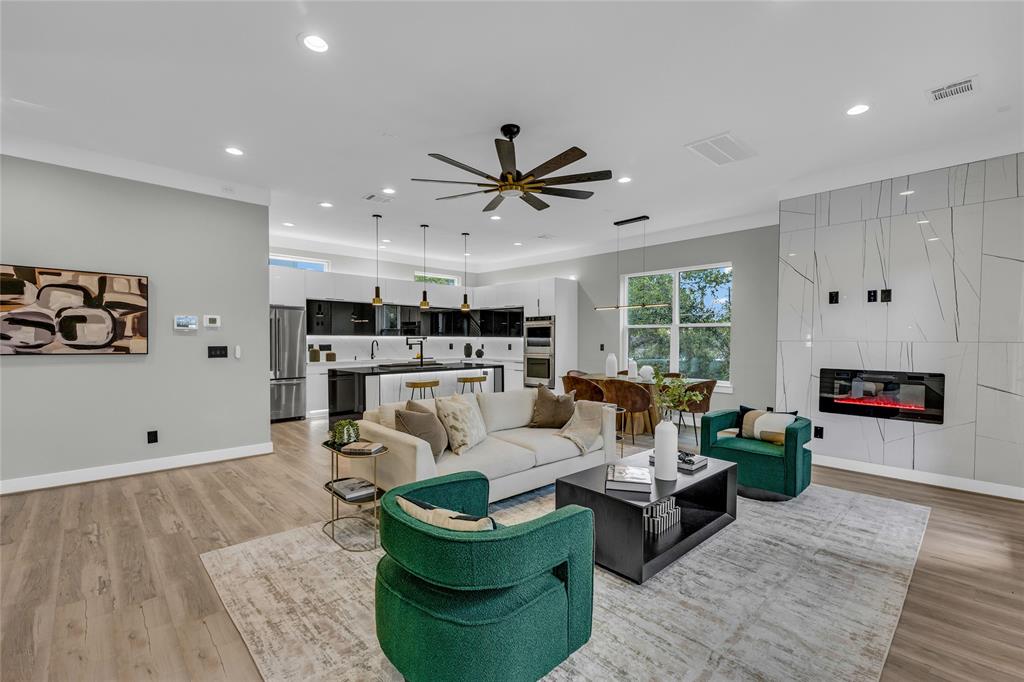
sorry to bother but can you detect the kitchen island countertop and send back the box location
[328,361,506,376]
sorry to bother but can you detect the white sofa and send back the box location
[351,389,617,502]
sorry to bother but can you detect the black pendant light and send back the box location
[595,215,671,311]
[419,224,431,310]
[371,214,383,306]
[461,232,471,312]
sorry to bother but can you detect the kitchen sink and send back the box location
[376,361,444,369]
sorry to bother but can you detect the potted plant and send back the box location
[331,419,360,447]
[650,369,703,480]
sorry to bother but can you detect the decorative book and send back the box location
[339,441,386,456]
[605,465,653,492]
[326,477,377,502]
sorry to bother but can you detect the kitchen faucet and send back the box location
[371,339,379,360]
[406,336,427,366]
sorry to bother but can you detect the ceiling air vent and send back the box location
[536,233,555,240]
[685,132,756,166]
[929,77,975,103]
[362,192,393,204]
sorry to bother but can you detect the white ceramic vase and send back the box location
[605,353,619,377]
[654,417,679,481]
[638,365,655,382]
[627,358,639,378]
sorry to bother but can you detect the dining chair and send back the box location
[561,375,605,402]
[602,379,652,445]
[676,379,717,444]
[566,369,587,377]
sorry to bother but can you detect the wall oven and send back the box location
[524,316,555,388]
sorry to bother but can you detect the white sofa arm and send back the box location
[601,404,617,462]
[349,420,437,491]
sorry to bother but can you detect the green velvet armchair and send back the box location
[700,410,813,499]
[375,471,595,682]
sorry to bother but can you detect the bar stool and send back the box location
[458,375,487,394]
[405,379,439,400]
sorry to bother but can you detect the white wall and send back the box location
[776,152,1024,497]
[1,156,271,490]
[270,245,471,284]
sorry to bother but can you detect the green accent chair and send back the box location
[700,410,813,499]
[375,471,595,682]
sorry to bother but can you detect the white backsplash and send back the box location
[306,335,523,364]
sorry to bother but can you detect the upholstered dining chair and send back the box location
[616,370,629,376]
[602,379,652,444]
[565,369,587,377]
[562,375,605,402]
[675,379,717,443]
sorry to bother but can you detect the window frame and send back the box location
[620,262,733,392]
[269,254,331,272]
[413,271,460,287]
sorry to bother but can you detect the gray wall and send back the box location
[477,225,781,411]
[1,156,271,481]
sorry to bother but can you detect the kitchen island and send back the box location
[328,362,506,421]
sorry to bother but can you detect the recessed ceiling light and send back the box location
[318,201,333,208]
[301,35,329,53]
[378,245,387,249]
[490,215,501,221]
[381,238,391,243]
[463,252,472,257]
[282,222,295,227]
[917,219,930,224]
[788,253,797,257]
[617,177,632,184]
[513,242,523,246]
[899,190,915,196]
[569,275,577,280]
[381,187,396,195]
[224,147,244,156]
[927,237,940,242]
[846,104,870,116]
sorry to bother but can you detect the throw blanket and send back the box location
[556,400,604,454]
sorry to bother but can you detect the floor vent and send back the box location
[362,193,393,204]
[685,132,756,166]
[929,77,975,103]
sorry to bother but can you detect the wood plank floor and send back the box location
[2,418,1021,680]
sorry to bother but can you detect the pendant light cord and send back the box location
[374,215,380,285]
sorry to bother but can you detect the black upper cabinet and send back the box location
[306,301,518,337]
[331,301,376,336]
[477,308,524,337]
[307,300,332,334]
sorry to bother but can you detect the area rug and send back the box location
[201,484,929,681]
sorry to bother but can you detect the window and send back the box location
[269,254,330,272]
[414,271,459,286]
[622,264,732,386]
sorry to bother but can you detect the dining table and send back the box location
[577,373,701,436]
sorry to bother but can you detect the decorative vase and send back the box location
[638,365,655,381]
[605,353,618,377]
[627,358,639,378]
[463,343,473,358]
[475,347,484,358]
[654,417,679,481]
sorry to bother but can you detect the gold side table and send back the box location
[321,441,389,552]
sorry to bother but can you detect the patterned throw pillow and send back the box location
[739,405,796,444]
[434,394,487,455]
[396,495,495,531]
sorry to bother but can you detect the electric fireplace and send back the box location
[819,368,945,424]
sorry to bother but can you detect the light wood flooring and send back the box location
[1,418,1021,681]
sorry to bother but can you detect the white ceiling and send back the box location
[3,1,1021,272]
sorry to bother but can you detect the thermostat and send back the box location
[174,315,199,331]
[204,314,221,328]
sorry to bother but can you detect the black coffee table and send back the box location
[555,450,737,584]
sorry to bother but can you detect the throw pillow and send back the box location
[396,496,495,531]
[739,406,796,445]
[395,402,448,457]
[529,385,576,428]
[435,394,487,455]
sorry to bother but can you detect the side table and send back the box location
[321,441,389,551]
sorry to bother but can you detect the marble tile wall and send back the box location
[776,153,1024,490]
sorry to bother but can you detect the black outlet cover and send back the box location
[508,343,512,351]
[600,343,605,351]
[448,343,453,350]
[147,430,158,444]
[813,426,824,439]
[867,289,878,303]
[880,288,892,302]
[828,291,839,305]
[208,345,228,358]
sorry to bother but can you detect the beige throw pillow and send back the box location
[740,409,796,445]
[529,385,576,428]
[395,401,448,457]
[396,496,495,531]
[435,394,487,455]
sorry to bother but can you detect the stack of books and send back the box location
[648,452,709,473]
[326,477,377,503]
[340,441,386,456]
[605,465,652,493]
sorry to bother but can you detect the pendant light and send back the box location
[371,214,383,306]
[419,224,430,310]
[461,232,471,312]
[594,215,671,311]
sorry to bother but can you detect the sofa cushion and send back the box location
[529,385,576,428]
[435,394,488,455]
[712,436,784,458]
[435,437,535,479]
[491,427,602,466]
[395,403,448,457]
[378,395,476,430]
[476,389,537,433]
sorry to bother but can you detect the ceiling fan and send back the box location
[411,123,613,212]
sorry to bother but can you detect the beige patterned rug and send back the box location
[201,484,929,681]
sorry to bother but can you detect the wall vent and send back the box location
[536,233,555,240]
[685,132,756,166]
[362,193,393,204]
[929,77,975,103]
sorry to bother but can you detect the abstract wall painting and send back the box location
[1,264,148,355]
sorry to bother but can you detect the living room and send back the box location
[1,1,1021,680]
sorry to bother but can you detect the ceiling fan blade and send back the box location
[523,146,586,180]
[482,194,504,212]
[534,170,613,186]
[411,178,498,187]
[520,193,550,211]
[495,139,516,178]
[537,187,594,199]
[427,153,499,182]
[436,189,496,200]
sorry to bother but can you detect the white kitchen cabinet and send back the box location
[432,285,463,309]
[304,270,334,300]
[385,279,419,306]
[473,285,496,309]
[306,368,329,416]
[537,279,557,316]
[333,273,372,302]
[269,266,306,306]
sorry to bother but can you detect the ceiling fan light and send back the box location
[499,188,524,198]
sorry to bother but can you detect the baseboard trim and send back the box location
[0,441,275,495]
[813,454,1024,501]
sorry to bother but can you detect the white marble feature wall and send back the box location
[777,152,1024,491]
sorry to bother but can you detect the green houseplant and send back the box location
[331,419,360,446]
[650,369,704,480]
[651,369,703,421]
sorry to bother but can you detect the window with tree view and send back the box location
[623,264,732,383]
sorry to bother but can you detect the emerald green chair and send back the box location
[375,471,594,682]
[700,410,812,499]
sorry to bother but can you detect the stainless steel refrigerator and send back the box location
[270,305,306,421]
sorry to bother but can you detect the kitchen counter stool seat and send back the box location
[405,379,440,400]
